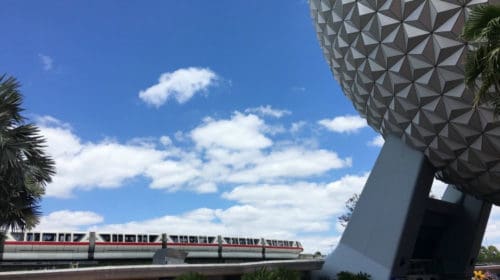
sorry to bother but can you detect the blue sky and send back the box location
[5,1,498,254]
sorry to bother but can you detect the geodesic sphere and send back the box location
[310,0,500,204]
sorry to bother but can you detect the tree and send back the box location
[0,75,55,232]
[338,194,359,227]
[462,4,500,115]
[477,245,500,264]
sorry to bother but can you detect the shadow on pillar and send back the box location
[313,136,491,280]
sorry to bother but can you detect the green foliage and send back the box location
[175,272,207,280]
[337,271,372,280]
[478,245,500,263]
[0,75,55,231]
[462,5,500,115]
[241,267,300,280]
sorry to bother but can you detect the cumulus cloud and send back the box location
[139,67,219,107]
[227,148,352,183]
[368,135,384,147]
[290,121,306,133]
[245,105,291,118]
[38,112,351,197]
[39,120,167,197]
[36,210,103,231]
[191,113,273,150]
[79,173,369,253]
[39,54,53,71]
[318,115,367,134]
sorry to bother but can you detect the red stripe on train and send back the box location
[167,243,218,247]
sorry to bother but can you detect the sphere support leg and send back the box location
[314,136,491,279]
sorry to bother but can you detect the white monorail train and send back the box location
[1,231,303,261]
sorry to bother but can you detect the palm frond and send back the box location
[462,5,500,41]
[0,75,55,231]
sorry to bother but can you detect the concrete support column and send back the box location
[434,186,492,279]
[316,135,435,279]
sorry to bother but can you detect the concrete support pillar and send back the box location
[315,135,493,280]
[434,186,492,279]
[316,135,435,279]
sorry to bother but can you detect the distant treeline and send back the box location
[478,245,500,264]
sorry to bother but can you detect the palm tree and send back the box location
[0,75,55,232]
[462,4,500,115]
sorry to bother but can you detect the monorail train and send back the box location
[0,231,303,261]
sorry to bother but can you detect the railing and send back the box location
[0,259,324,280]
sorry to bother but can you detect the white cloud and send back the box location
[318,115,368,134]
[139,67,218,107]
[191,113,272,150]
[84,173,369,253]
[290,121,306,133]
[39,120,167,197]
[39,54,53,71]
[146,159,202,191]
[39,112,351,197]
[160,136,172,146]
[227,148,352,183]
[92,208,226,235]
[245,105,291,118]
[36,210,103,231]
[368,135,384,147]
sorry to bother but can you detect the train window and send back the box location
[254,239,260,245]
[239,238,246,245]
[278,241,284,247]
[73,234,84,242]
[149,235,158,242]
[272,240,278,246]
[266,240,271,245]
[199,236,207,243]
[247,239,253,245]
[65,234,71,242]
[224,238,231,244]
[27,233,39,241]
[11,232,24,241]
[100,234,111,242]
[232,238,238,244]
[112,234,117,242]
[170,235,179,243]
[138,235,143,242]
[208,237,215,243]
[58,234,64,242]
[42,233,56,242]
[125,235,136,242]
[142,235,147,242]
[180,236,188,243]
[118,235,123,242]
[189,236,198,243]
